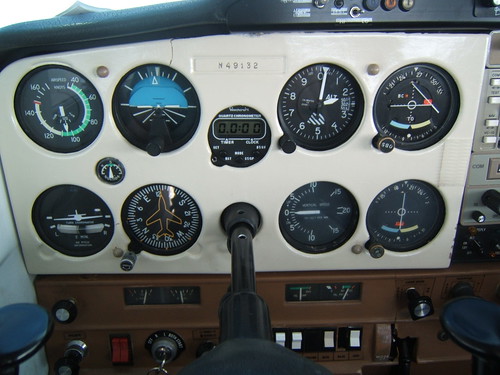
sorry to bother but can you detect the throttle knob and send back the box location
[406,288,434,320]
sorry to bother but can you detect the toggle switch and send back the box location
[324,331,335,349]
[291,331,303,351]
[111,336,132,365]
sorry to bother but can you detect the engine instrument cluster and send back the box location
[0,32,489,274]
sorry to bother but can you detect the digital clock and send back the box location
[208,105,271,168]
[213,119,265,138]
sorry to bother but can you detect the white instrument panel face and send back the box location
[0,33,488,274]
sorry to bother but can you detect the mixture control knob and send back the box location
[481,189,500,215]
[52,299,77,324]
[406,288,434,320]
[145,330,185,364]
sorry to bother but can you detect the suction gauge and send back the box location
[277,63,364,151]
[112,64,200,156]
[208,105,271,167]
[366,180,445,252]
[373,63,459,150]
[279,181,359,253]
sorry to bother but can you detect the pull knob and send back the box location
[54,340,88,375]
[120,251,137,271]
[406,288,434,320]
[52,299,77,324]
[481,189,500,215]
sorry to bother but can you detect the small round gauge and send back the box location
[96,157,125,184]
[112,64,200,156]
[373,63,460,150]
[366,180,445,252]
[121,184,202,255]
[279,181,359,253]
[277,63,364,151]
[208,105,271,167]
[14,65,104,153]
[32,185,114,256]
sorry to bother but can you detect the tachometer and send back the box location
[14,65,104,153]
[366,180,445,252]
[112,64,200,156]
[277,63,364,151]
[121,184,202,255]
[373,63,459,150]
[279,181,359,253]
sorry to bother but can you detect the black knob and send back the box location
[450,282,475,298]
[52,300,77,324]
[366,240,385,259]
[406,288,434,320]
[481,189,500,215]
[54,357,80,375]
[471,210,486,223]
[482,0,500,7]
[54,340,88,375]
[372,135,395,153]
[279,135,296,154]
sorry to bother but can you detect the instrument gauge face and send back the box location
[277,63,364,151]
[366,180,445,252]
[32,185,114,256]
[14,65,104,153]
[279,181,359,253]
[121,184,202,256]
[373,63,460,150]
[112,64,201,155]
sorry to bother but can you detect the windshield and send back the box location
[0,0,170,28]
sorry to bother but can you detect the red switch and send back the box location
[111,336,132,365]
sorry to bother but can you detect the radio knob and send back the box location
[481,189,500,215]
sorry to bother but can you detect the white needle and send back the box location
[411,82,439,114]
[318,66,329,101]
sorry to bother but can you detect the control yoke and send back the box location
[178,203,333,375]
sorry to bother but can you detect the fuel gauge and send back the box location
[124,286,201,305]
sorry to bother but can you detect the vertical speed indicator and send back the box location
[121,184,202,256]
